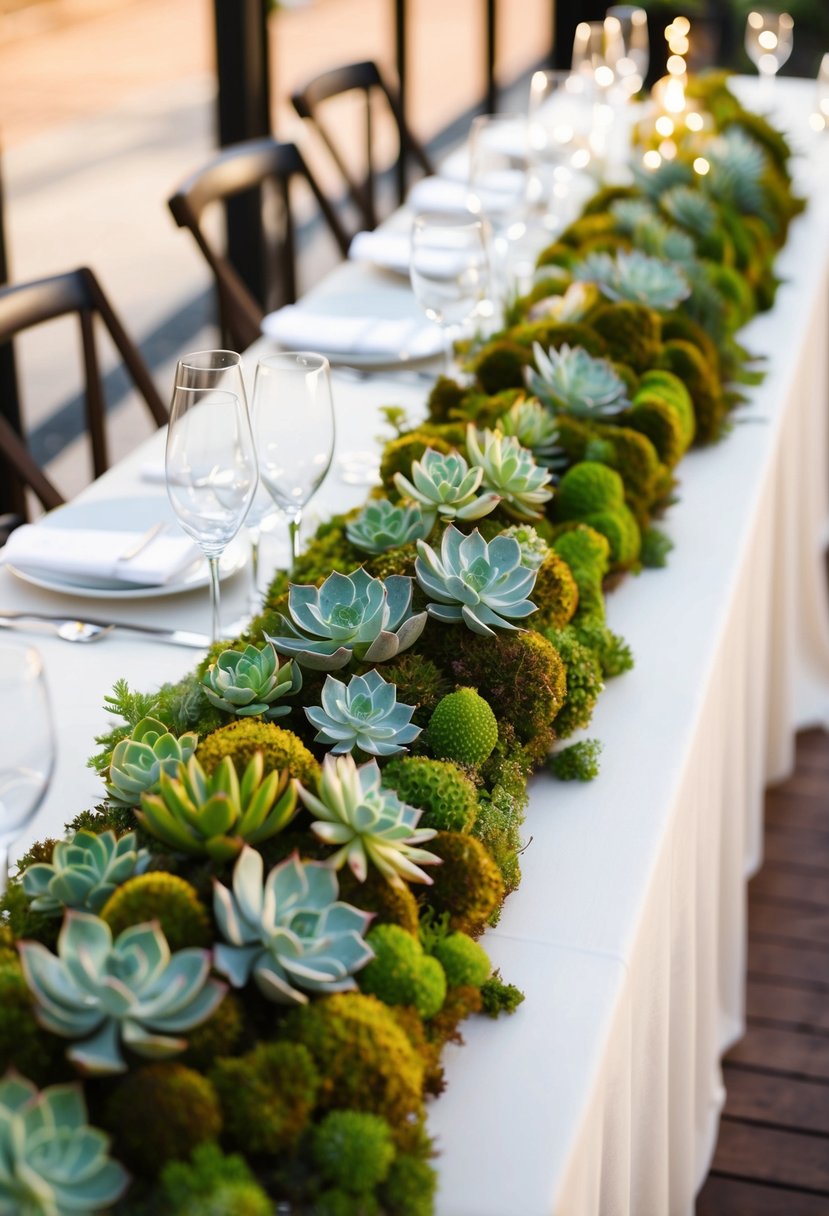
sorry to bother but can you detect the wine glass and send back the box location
[166,354,258,643]
[0,645,55,893]
[252,352,335,575]
[571,19,625,89]
[528,69,595,231]
[605,5,649,96]
[818,53,829,128]
[409,212,489,373]
[745,11,793,105]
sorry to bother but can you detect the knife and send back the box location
[0,612,210,649]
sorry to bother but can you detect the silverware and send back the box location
[0,612,210,648]
[116,522,167,562]
[334,364,435,385]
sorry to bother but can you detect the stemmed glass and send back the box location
[252,352,335,575]
[528,69,594,231]
[605,5,649,96]
[409,212,489,373]
[0,645,55,894]
[745,11,793,105]
[572,19,627,163]
[166,350,258,643]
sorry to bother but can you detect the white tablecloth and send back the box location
[3,77,828,1216]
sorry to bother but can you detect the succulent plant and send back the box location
[498,524,550,570]
[393,447,500,529]
[267,568,426,671]
[704,128,766,214]
[105,716,198,807]
[297,754,440,887]
[415,524,537,637]
[574,249,690,311]
[527,343,628,419]
[497,399,564,466]
[138,753,298,863]
[632,217,697,267]
[212,846,374,1005]
[659,185,717,237]
[345,499,430,555]
[609,196,656,233]
[466,424,554,521]
[305,669,421,758]
[18,912,226,1075]
[0,1073,129,1214]
[633,156,694,199]
[526,280,598,323]
[22,829,150,917]
[201,641,301,720]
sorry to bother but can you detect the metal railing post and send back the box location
[0,146,25,516]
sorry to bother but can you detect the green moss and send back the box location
[590,301,662,373]
[427,689,498,769]
[0,877,60,949]
[641,526,674,569]
[430,932,490,988]
[659,312,720,370]
[509,320,608,358]
[104,1063,222,1174]
[157,1144,271,1216]
[583,504,641,569]
[472,763,528,893]
[470,341,531,394]
[378,1155,438,1216]
[625,397,686,467]
[582,184,638,215]
[427,832,505,933]
[195,720,319,788]
[359,924,447,1020]
[548,739,603,781]
[556,461,625,521]
[426,375,467,423]
[377,653,451,727]
[0,958,61,1083]
[657,339,726,444]
[546,626,604,738]
[211,1040,318,1155]
[311,1110,395,1195]
[336,868,420,935]
[379,432,453,491]
[181,993,243,1071]
[636,370,696,445]
[363,542,420,582]
[560,212,618,246]
[593,422,662,518]
[479,972,526,1017]
[100,872,211,951]
[551,524,610,591]
[571,615,634,679]
[313,1191,381,1216]
[381,757,479,834]
[530,550,580,631]
[536,240,580,271]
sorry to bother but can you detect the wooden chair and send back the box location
[167,137,352,351]
[291,60,435,232]
[0,266,167,513]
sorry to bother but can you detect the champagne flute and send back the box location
[252,352,335,575]
[745,11,793,106]
[0,645,55,894]
[409,212,489,373]
[166,362,258,644]
[605,5,649,95]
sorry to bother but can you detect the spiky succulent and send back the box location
[574,250,690,311]
[18,912,225,1075]
[201,641,301,719]
[393,447,500,529]
[105,716,198,807]
[660,185,717,237]
[496,399,565,466]
[498,524,550,570]
[415,524,537,637]
[138,753,298,862]
[305,669,420,758]
[345,499,429,555]
[632,217,697,267]
[633,156,694,199]
[527,343,628,419]
[609,196,656,233]
[213,846,374,1005]
[704,128,767,214]
[297,754,440,887]
[22,830,150,917]
[466,424,554,520]
[0,1074,129,1214]
[267,569,426,671]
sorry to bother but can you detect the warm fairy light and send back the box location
[663,76,687,113]
[686,111,704,131]
[572,147,592,169]
[667,54,687,76]
[758,29,778,49]
[643,150,662,169]
[808,112,826,131]
[747,11,764,29]
[668,34,690,55]
[693,156,710,174]
[655,115,675,136]
[659,139,678,159]
[673,16,690,35]
[595,65,615,88]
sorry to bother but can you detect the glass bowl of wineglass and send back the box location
[409,212,489,372]
[745,10,793,105]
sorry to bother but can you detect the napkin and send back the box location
[406,173,525,217]
[0,525,202,587]
[261,305,443,360]
[348,230,477,279]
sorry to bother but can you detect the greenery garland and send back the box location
[0,74,803,1215]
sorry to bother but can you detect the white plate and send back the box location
[7,497,248,600]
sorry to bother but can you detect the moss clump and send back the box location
[378,1155,438,1216]
[359,924,446,1019]
[195,719,319,788]
[657,338,725,444]
[659,314,720,371]
[314,1191,381,1216]
[583,504,641,569]
[337,867,420,935]
[510,320,608,358]
[379,432,453,491]
[593,422,662,518]
[480,972,526,1017]
[157,1143,272,1216]
[640,526,674,569]
[636,369,696,446]
[590,301,662,373]
[472,760,528,893]
[427,832,505,932]
[625,397,686,468]
[363,542,420,582]
[471,341,531,393]
[530,550,579,631]
[381,757,478,834]
[556,461,624,521]
[211,1040,318,1155]
[182,993,243,1070]
[430,931,490,988]
[571,614,634,679]
[100,872,211,951]
[552,524,610,592]
[560,212,618,246]
[548,739,603,781]
[546,626,604,738]
[104,1063,221,1173]
[427,688,498,769]
[311,1111,395,1194]
[280,993,424,1135]
[378,653,451,728]
[0,958,60,1083]
[426,375,467,423]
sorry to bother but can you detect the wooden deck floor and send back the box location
[696,728,829,1215]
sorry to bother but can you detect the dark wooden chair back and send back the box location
[291,60,435,232]
[0,266,167,513]
[168,137,351,351]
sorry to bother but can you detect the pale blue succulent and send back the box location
[497,399,564,466]
[393,447,500,530]
[528,342,628,419]
[201,640,301,719]
[213,846,374,1005]
[466,424,554,521]
[305,669,420,758]
[574,250,690,311]
[415,524,537,637]
[105,716,198,807]
[345,498,430,555]
[18,912,226,1075]
[633,156,694,199]
[498,525,550,571]
[0,1074,129,1215]
[22,829,150,917]
[267,568,426,671]
[704,128,767,214]
[297,754,440,887]
[632,217,697,267]
[609,196,656,233]
[660,185,717,237]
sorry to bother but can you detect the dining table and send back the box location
[2,76,829,1216]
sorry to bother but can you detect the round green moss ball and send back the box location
[552,524,611,591]
[636,369,696,446]
[100,872,211,951]
[427,832,505,933]
[211,1040,318,1155]
[182,992,243,1070]
[359,924,446,1020]
[196,719,320,789]
[158,1144,272,1216]
[427,689,498,769]
[0,959,59,1083]
[380,431,453,491]
[556,461,625,521]
[626,397,686,467]
[583,503,641,568]
[381,757,479,834]
[311,1110,395,1194]
[531,550,580,631]
[314,1190,381,1216]
[379,1154,438,1216]
[431,932,491,988]
[590,300,662,373]
[337,868,420,935]
[104,1062,221,1173]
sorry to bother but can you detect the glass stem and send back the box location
[0,846,8,898]
[442,325,455,377]
[287,512,302,576]
[249,526,261,609]
[208,555,222,645]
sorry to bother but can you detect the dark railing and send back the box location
[0,150,25,516]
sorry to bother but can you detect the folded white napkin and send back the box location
[0,525,201,587]
[406,175,477,214]
[348,230,476,279]
[261,305,443,360]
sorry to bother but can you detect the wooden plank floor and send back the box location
[696,728,829,1215]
